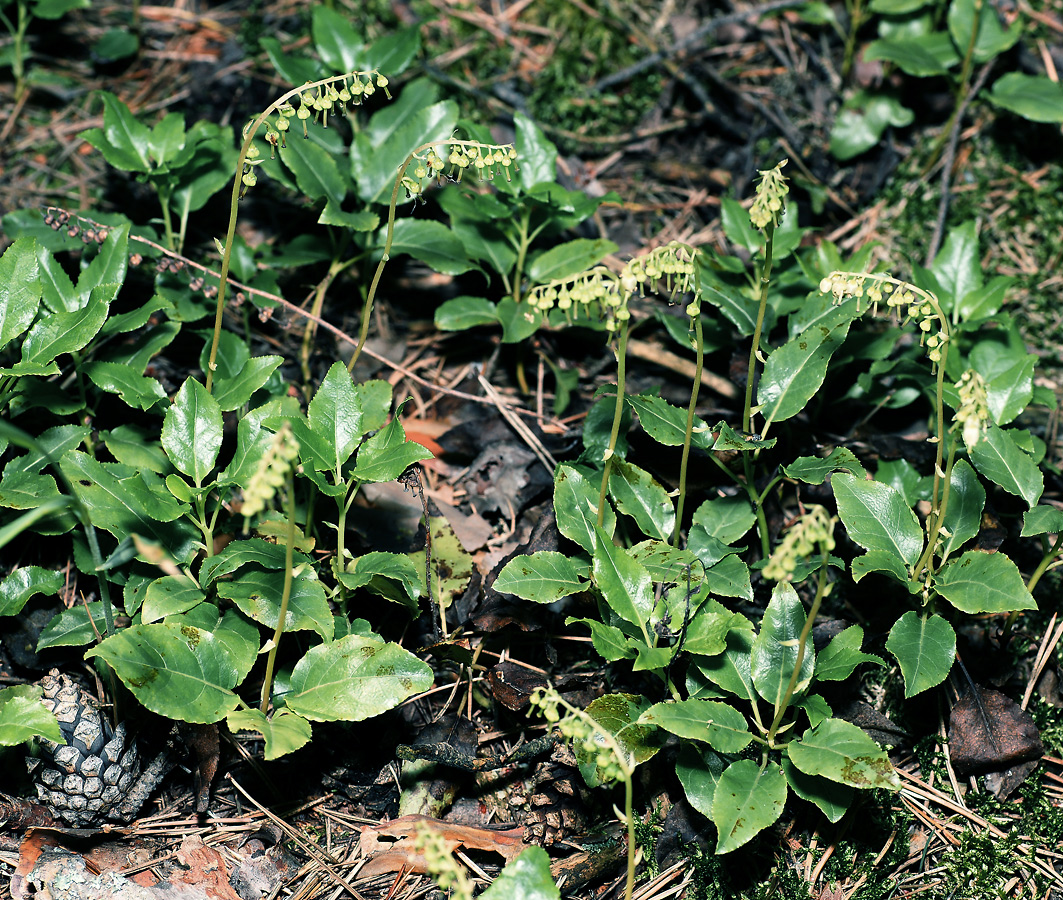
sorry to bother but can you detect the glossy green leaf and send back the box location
[609,460,674,541]
[434,296,499,331]
[21,283,113,365]
[690,495,757,545]
[161,377,223,485]
[832,472,923,567]
[863,38,952,76]
[496,296,540,344]
[385,219,478,276]
[850,549,911,584]
[77,227,129,308]
[527,238,617,283]
[1021,506,1063,538]
[815,625,882,682]
[829,91,915,159]
[364,25,420,73]
[309,361,365,471]
[935,550,1036,614]
[141,576,206,624]
[702,554,753,601]
[84,362,167,411]
[0,685,65,746]
[201,537,308,584]
[752,582,813,708]
[692,628,758,703]
[285,633,432,722]
[985,356,1034,426]
[353,417,432,483]
[515,112,557,190]
[352,100,458,203]
[625,392,694,446]
[553,464,614,552]
[781,756,854,823]
[886,611,956,697]
[227,708,312,760]
[86,623,242,723]
[33,0,90,18]
[676,742,727,820]
[566,617,634,661]
[641,699,752,754]
[480,848,560,900]
[279,136,346,206]
[788,718,899,789]
[712,759,787,854]
[494,551,586,603]
[213,356,283,412]
[757,309,854,425]
[988,73,1063,123]
[0,566,63,616]
[968,425,1043,507]
[948,0,1021,62]
[929,221,979,312]
[720,197,761,255]
[783,448,866,485]
[311,5,364,72]
[939,459,984,556]
[82,92,152,172]
[578,693,662,787]
[593,525,653,630]
[0,238,42,350]
[216,566,334,641]
[36,602,121,650]
[336,551,423,609]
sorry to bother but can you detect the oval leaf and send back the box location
[712,759,787,854]
[285,634,432,722]
[885,611,956,698]
[832,472,923,567]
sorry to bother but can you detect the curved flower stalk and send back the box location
[527,244,699,530]
[206,71,391,393]
[347,138,518,372]
[818,270,953,579]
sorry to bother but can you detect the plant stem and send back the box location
[674,314,703,546]
[260,468,297,715]
[598,320,630,527]
[766,550,830,745]
[744,223,775,435]
[207,72,370,392]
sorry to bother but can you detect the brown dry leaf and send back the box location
[170,834,242,900]
[948,684,1043,776]
[357,815,526,878]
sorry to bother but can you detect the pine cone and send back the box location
[26,670,143,826]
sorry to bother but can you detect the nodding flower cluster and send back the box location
[529,687,631,786]
[400,141,518,200]
[762,504,837,584]
[819,270,950,365]
[749,159,789,231]
[240,73,391,197]
[241,424,300,520]
[526,242,698,334]
[954,369,990,449]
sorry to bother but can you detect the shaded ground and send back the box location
[2,1,1063,898]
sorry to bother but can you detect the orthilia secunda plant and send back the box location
[204,71,392,394]
[349,137,517,373]
[816,269,953,582]
[527,243,701,544]
[529,686,640,900]
[241,424,301,716]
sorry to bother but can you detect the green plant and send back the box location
[493,159,1059,862]
[0,0,87,103]
[80,94,236,253]
[827,0,1063,161]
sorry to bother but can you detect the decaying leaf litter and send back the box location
[1,0,1063,898]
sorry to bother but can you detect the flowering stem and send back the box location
[744,222,774,434]
[260,466,297,715]
[673,314,703,546]
[598,319,630,527]
[208,72,373,393]
[766,547,829,746]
